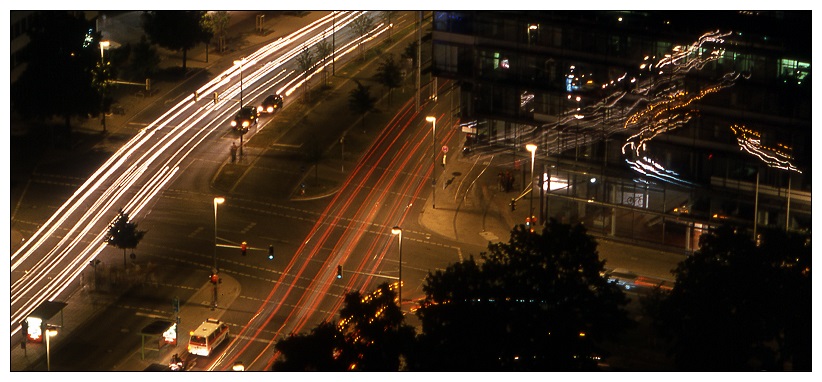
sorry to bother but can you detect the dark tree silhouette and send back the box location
[272,283,415,371]
[127,35,161,81]
[411,221,632,371]
[106,209,147,268]
[314,36,332,88]
[649,225,811,371]
[348,80,376,130]
[271,322,347,371]
[296,45,315,102]
[374,53,403,105]
[351,13,373,61]
[11,11,101,143]
[141,11,212,74]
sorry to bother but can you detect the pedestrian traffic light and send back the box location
[241,241,247,256]
[336,265,343,279]
[510,198,516,211]
[268,245,274,260]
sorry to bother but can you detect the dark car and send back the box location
[258,94,284,114]
[230,106,258,130]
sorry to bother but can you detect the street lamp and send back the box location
[426,116,437,209]
[391,226,403,310]
[234,58,247,159]
[213,197,225,270]
[45,326,58,371]
[213,196,225,309]
[233,58,246,109]
[99,40,110,132]
[99,40,110,61]
[526,144,538,225]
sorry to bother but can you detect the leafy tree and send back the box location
[91,58,114,132]
[348,81,376,130]
[650,225,811,371]
[127,35,161,81]
[271,321,348,371]
[296,45,315,102]
[202,11,230,56]
[106,209,147,268]
[141,11,212,73]
[351,13,373,61]
[272,283,415,371]
[11,11,102,142]
[374,53,403,105]
[314,36,332,88]
[411,221,632,371]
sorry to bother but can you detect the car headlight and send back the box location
[257,106,263,113]
[242,120,250,127]
[267,106,273,113]
[230,120,237,127]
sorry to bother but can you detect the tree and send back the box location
[106,209,147,268]
[272,283,415,371]
[351,13,373,61]
[10,11,102,143]
[296,44,315,102]
[374,53,403,105]
[314,36,332,88]
[202,11,230,57]
[271,321,348,371]
[141,11,212,74]
[411,221,632,371]
[649,225,811,371]
[348,81,376,130]
[127,35,161,81]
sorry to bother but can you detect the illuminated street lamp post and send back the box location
[426,116,437,209]
[233,58,247,159]
[391,226,403,310]
[213,196,225,309]
[526,144,538,223]
[99,40,110,132]
[45,326,58,371]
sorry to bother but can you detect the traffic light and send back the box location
[336,265,343,279]
[210,273,219,284]
[268,245,274,260]
[510,198,516,211]
[241,241,247,256]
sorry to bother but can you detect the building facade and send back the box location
[430,11,811,248]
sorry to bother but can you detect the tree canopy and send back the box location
[348,81,376,129]
[106,209,147,268]
[272,283,415,371]
[650,225,811,371]
[374,53,403,105]
[141,11,211,73]
[412,221,632,371]
[11,11,102,135]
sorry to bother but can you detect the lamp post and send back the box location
[526,144,537,223]
[234,58,247,159]
[45,326,58,371]
[391,226,403,310]
[426,116,437,209]
[99,40,110,132]
[213,197,225,309]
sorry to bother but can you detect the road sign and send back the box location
[442,145,448,153]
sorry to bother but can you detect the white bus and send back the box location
[187,318,229,356]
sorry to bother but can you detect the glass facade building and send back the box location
[430,11,811,247]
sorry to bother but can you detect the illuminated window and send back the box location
[779,59,810,84]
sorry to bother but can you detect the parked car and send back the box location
[231,106,258,130]
[258,94,284,114]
